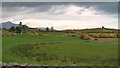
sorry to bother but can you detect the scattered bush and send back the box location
[31,30,39,36]
[90,33,118,38]
[2,33,16,37]
[117,34,120,38]
[41,34,50,36]
[94,38,98,40]
[80,33,92,40]
[63,34,75,37]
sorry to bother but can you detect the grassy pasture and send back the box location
[79,29,114,33]
[0,36,2,61]
[40,31,67,34]
[2,34,118,66]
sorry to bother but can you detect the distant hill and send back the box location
[64,28,119,34]
[79,28,116,33]
[0,21,18,29]
[36,27,46,30]
[35,27,56,31]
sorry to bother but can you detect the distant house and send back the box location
[22,25,29,33]
[51,27,54,31]
[19,22,22,34]
[102,26,105,29]
[19,22,29,34]
[9,21,29,34]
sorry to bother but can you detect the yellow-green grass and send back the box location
[2,34,118,66]
[79,29,114,33]
[40,31,72,35]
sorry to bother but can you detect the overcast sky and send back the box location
[2,2,118,30]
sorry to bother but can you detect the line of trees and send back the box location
[9,26,22,34]
[45,27,54,31]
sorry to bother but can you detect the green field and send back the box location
[0,36,2,61]
[2,34,118,66]
[40,32,70,34]
[80,30,113,33]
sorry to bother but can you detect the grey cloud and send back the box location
[91,2,118,15]
[73,2,118,15]
[2,2,118,18]
[2,2,118,13]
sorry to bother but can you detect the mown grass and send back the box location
[40,31,72,35]
[2,34,118,66]
[79,29,113,33]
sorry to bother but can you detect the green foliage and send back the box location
[16,27,21,33]
[9,26,15,32]
[9,26,22,34]
[46,27,49,31]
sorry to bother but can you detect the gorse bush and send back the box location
[41,34,50,36]
[117,34,120,38]
[2,33,15,37]
[62,34,75,37]
[80,33,92,40]
[90,33,118,38]
[80,33,120,40]
[31,30,39,36]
